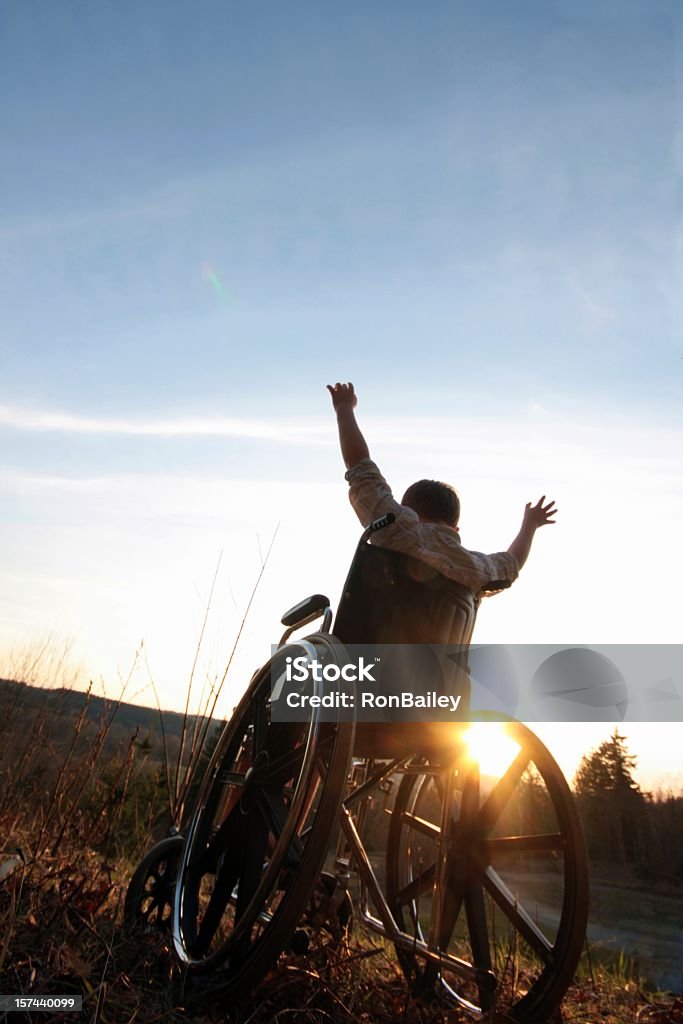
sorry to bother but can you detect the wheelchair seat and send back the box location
[333,542,480,759]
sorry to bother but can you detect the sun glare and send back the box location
[463,722,521,778]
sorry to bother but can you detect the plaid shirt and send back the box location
[345,459,519,596]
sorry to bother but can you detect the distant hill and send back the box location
[0,678,223,773]
[0,676,205,739]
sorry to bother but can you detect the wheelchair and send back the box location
[126,514,589,1022]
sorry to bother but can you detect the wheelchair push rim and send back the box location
[172,635,354,995]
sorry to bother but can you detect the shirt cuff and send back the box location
[344,458,383,483]
[499,551,520,580]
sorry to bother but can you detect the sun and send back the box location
[462,721,522,778]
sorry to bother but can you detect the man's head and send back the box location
[401,479,460,528]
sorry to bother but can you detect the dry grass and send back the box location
[2,811,679,1024]
[1,683,679,1024]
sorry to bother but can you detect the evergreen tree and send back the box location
[574,730,648,865]
[575,729,642,797]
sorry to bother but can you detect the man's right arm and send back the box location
[327,381,408,528]
[327,381,370,470]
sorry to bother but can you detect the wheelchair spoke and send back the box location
[234,805,271,925]
[400,811,441,842]
[483,833,564,856]
[262,721,305,763]
[217,771,246,787]
[265,746,307,788]
[420,870,468,992]
[476,749,529,834]
[265,732,334,789]
[464,882,493,995]
[255,787,303,864]
[198,804,241,873]
[194,840,243,955]
[255,787,289,837]
[395,862,436,905]
[481,866,553,961]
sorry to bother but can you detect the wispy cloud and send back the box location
[0,183,192,243]
[0,404,331,445]
[2,403,681,496]
[2,402,682,477]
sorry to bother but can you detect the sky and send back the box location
[1,0,681,790]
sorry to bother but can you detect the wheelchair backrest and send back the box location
[333,542,479,759]
[333,541,479,647]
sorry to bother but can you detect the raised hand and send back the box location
[523,496,557,529]
[326,382,369,468]
[326,381,357,411]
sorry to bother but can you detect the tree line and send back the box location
[574,730,683,884]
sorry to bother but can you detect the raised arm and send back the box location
[507,496,557,571]
[327,382,370,470]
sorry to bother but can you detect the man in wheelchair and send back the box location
[129,382,588,1024]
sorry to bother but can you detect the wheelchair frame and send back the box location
[126,515,589,1022]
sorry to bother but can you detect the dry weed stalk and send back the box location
[179,524,280,808]
[81,726,141,850]
[172,552,224,814]
[144,526,280,828]
[32,681,95,857]
[48,658,139,858]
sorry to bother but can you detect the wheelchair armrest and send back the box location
[281,594,331,628]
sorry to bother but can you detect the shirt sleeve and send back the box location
[483,551,520,585]
[344,458,406,527]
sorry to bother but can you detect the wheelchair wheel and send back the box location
[386,720,588,1023]
[124,835,183,932]
[173,635,354,1001]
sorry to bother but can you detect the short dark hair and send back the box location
[401,479,460,526]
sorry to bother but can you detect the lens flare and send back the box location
[463,722,521,778]
[201,261,229,299]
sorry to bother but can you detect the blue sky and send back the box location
[1,1,681,787]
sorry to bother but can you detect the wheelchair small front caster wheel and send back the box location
[289,928,311,955]
[124,834,184,932]
[300,872,353,941]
